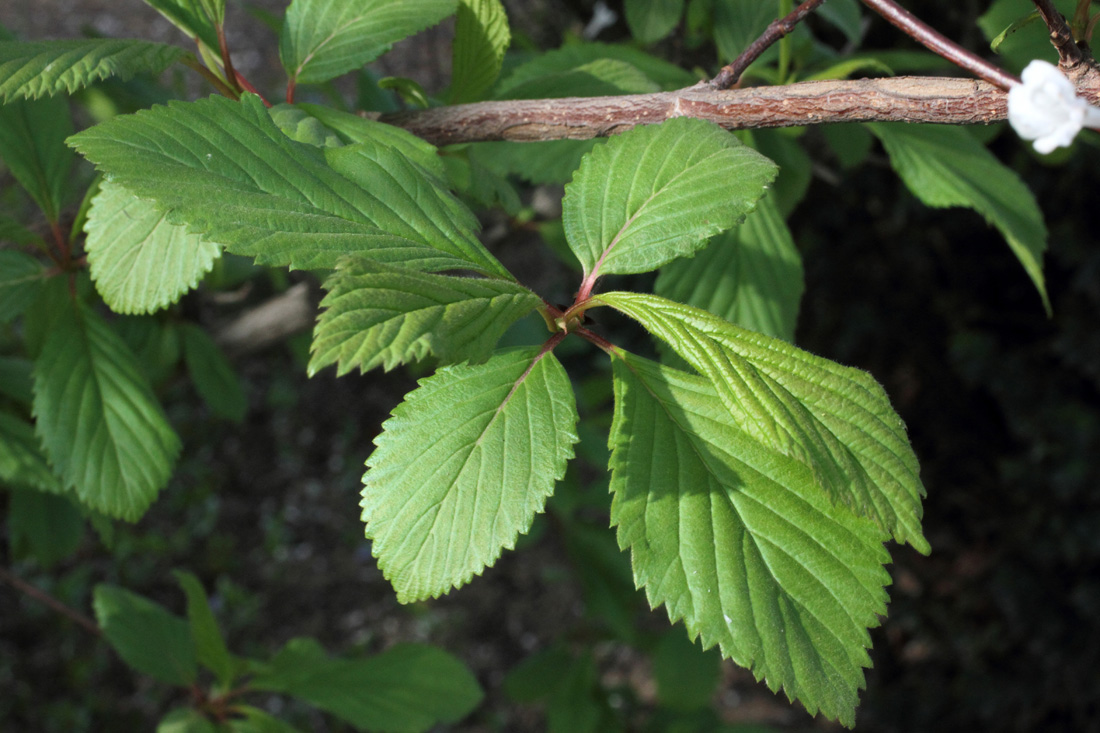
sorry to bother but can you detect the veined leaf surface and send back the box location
[362,347,578,602]
[0,96,75,223]
[280,0,456,86]
[562,117,777,280]
[0,39,185,103]
[310,259,541,376]
[32,300,180,520]
[595,291,928,553]
[656,192,803,341]
[624,0,685,44]
[609,350,890,726]
[93,584,197,685]
[85,180,222,315]
[0,251,47,322]
[450,0,510,104]
[69,94,507,276]
[868,123,1049,312]
[0,410,61,493]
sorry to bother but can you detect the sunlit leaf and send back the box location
[450,0,510,104]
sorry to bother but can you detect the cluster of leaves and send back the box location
[0,0,1070,729]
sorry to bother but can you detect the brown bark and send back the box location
[379,71,1100,146]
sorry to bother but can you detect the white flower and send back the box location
[1008,59,1100,154]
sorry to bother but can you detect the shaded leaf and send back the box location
[0,250,47,322]
[141,0,221,51]
[562,117,777,279]
[713,0,777,62]
[495,42,696,95]
[362,347,578,602]
[180,323,247,422]
[608,350,891,726]
[0,410,61,493]
[310,259,540,376]
[0,39,186,102]
[653,628,722,712]
[868,122,1049,312]
[70,94,506,276]
[496,58,659,100]
[7,487,84,568]
[625,0,685,44]
[0,96,75,222]
[85,180,222,314]
[656,193,803,341]
[280,0,457,86]
[173,570,235,686]
[93,583,197,685]
[450,0,511,104]
[32,301,181,521]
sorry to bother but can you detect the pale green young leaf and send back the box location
[362,347,578,602]
[173,570,235,687]
[494,42,697,95]
[656,193,803,341]
[310,259,541,376]
[85,180,222,315]
[0,410,62,493]
[868,123,1050,313]
[93,583,197,685]
[562,117,777,279]
[713,0,777,62]
[450,0,511,104]
[0,39,186,103]
[69,94,507,276]
[280,0,457,86]
[0,96,75,223]
[595,291,929,553]
[609,350,891,726]
[180,323,247,422]
[32,301,181,521]
[252,639,483,731]
[625,0,685,44]
[0,250,47,322]
[140,0,221,51]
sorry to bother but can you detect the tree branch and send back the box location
[380,76,1021,145]
[1032,0,1087,68]
[711,0,829,90]
[0,566,101,636]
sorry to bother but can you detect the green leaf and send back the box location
[173,570,235,687]
[140,0,221,52]
[252,638,483,732]
[713,0,777,63]
[157,707,218,733]
[0,410,62,493]
[310,259,541,376]
[496,58,660,100]
[93,583,197,685]
[280,0,457,86]
[562,117,777,280]
[815,0,863,45]
[653,628,722,712]
[0,212,45,247]
[0,250,46,322]
[867,123,1050,313]
[0,39,186,103]
[362,347,578,602]
[180,323,247,422]
[7,487,84,568]
[226,706,303,733]
[608,350,891,726]
[69,94,507,276]
[0,96,75,223]
[495,43,697,95]
[656,193,803,341]
[470,139,598,186]
[0,357,34,405]
[595,291,929,553]
[32,300,181,521]
[625,0,685,44]
[85,180,222,315]
[450,0,511,104]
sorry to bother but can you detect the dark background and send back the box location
[1,1,1098,730]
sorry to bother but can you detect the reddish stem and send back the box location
[0,566,101,636]
[711,0,830,89]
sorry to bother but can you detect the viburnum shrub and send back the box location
[1,0,1096,728]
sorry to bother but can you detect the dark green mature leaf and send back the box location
[0,410,61,493]
[85,180,222,314]
[0,39,186,103]
[93,583,197,685]
[562,117,777,280]
[0,357,34,406]
[32,300,181,521]
[0,250,46,322]
[495,42,697,95]
[450,0,510,104]
[625,0,685,44]
[280,0,457,86]
[608,350,891,726]
[497,58,659,100]
[69,94,507,276]
[252,638,483,732]
[173,570,235,686]
[0,96,75,223]
[596,291,929,553]
[7,487,84,568]
[310,259,541,376]
[180,324,247,422]
[656,193,803,341]
[362,347,578,602]
[653,628,722,712]
[0,213,44,247]
[868,123,1049,312]
[713,0,777,62]
[815,0,863,45]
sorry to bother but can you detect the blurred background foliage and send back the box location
[1,0,1099,730]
